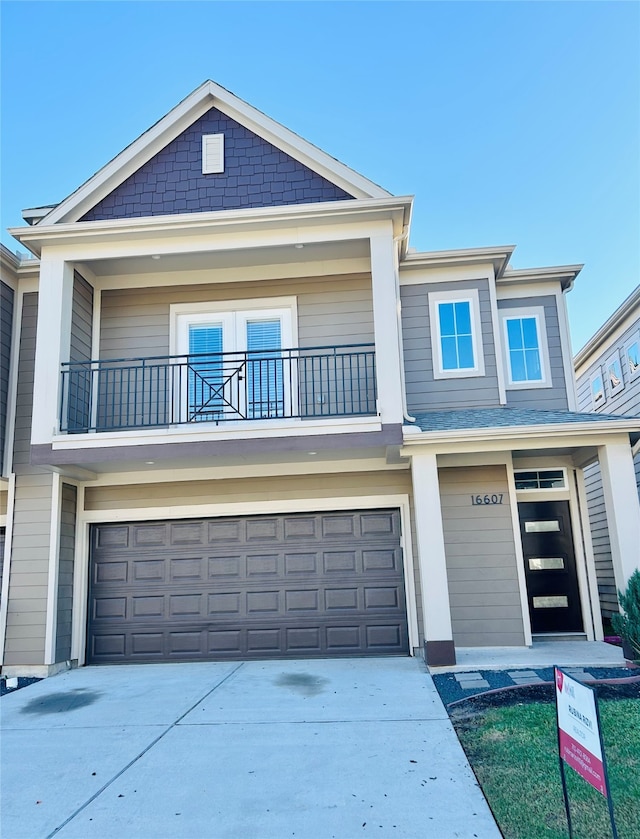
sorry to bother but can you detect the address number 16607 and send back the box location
[471,494,504,506]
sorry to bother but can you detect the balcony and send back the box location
[60,344,377,434]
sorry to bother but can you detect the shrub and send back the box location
[611,569,640,662]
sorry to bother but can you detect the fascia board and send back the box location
[10,196,413,257]
[208,82,391,200]
[401,419,640,447]
[41,87,218,226]
[39,80,390,227]
[400,246,515,278]
[574,284,640,373]
[500,265,583,292]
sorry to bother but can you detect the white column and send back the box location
[31,255,74,445]
[369,232,404,426]
[598,440,640,592]
[411,451,455,665]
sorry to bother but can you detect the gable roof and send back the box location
[34,81,392,226]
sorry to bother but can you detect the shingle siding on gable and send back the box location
[81,107,353,221]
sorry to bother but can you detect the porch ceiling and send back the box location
[82,238,370,278]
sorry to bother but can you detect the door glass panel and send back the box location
[528,557,565,571]
[188,324,223,421]
[246,319,282,419]
[533,595,568,608]
[525,520,560,533]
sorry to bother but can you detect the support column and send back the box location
[411,451,455,665]
[31,255,74,446]
[598,440,640,593]
[369,232,404,426]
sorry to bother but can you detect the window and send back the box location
[499,307,551,388]
[171,299,296,422]
[514,469,566,491]
[202,134,224,174]
[624,333,640,382]
[429,289,484,378]
[590,367,606,409]
[604,350,625,397]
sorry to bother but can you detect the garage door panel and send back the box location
[88,510,407,663]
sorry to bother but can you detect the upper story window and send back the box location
[604,350,625,397]
[624,332,640,382]
[499,307,551,389]
[429,289,484,379]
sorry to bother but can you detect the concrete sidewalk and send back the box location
[1,657,499,839]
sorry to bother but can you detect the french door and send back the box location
[176,307,293,422]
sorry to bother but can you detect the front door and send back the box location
[518,500,583,633]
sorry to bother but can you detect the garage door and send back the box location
[87,509,408,663]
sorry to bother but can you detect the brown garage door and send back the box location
[87,509,408,663]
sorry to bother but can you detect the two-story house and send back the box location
[575,286,640,623]
[1,81,639,676]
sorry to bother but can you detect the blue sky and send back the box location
[1,1,638,351]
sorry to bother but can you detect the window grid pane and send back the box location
[506,316,542,382]
[439,300,475,371]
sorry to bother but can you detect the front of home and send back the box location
[1,81,638,676]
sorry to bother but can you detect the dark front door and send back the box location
[518,500,583,633]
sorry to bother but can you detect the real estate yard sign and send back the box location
[554,667,618,839]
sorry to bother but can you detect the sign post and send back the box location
[554,666,618,839]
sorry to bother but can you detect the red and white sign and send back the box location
[555,667,607,796]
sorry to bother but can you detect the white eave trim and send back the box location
[399,245,515,279]
[9,196,413,257]
[500,265,583,292]
[38,80,391,226]
[401,418,640,446]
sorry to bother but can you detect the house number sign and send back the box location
[470,494,504,506]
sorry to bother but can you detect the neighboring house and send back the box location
[574,286,640,622]
[1,81,639,677]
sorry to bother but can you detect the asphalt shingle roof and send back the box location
[407,407,640,433]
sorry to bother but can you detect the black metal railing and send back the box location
[60,344,377,433]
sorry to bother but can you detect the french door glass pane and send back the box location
[246,319,283,418]
[189,324,224,421]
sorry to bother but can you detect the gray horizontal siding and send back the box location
[70,273,93,363]
[55,483,77,663]
[498,295,569,410]
[576,311,640,620]
[576,315,640,421]
[439,465,524,647]
[401,279,500,412]
[99,276,374,359]
[1,281,14,474]
[12,293,48,474]
[3,472,53,665]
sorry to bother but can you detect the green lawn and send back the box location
[453,699,640,839]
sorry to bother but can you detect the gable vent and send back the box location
[202,134,224,174]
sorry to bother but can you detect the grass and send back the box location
[454,699,640,839]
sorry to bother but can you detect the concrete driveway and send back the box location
[1,657,500,839]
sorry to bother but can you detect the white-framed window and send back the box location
[428,289,485,379]
[170,298,297,422]
[590,367,606,409]
[624,332,640,382]
[514,469,567,491]
[604,349,625,397]
[499,306,551,389]
[202,134,224,174]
